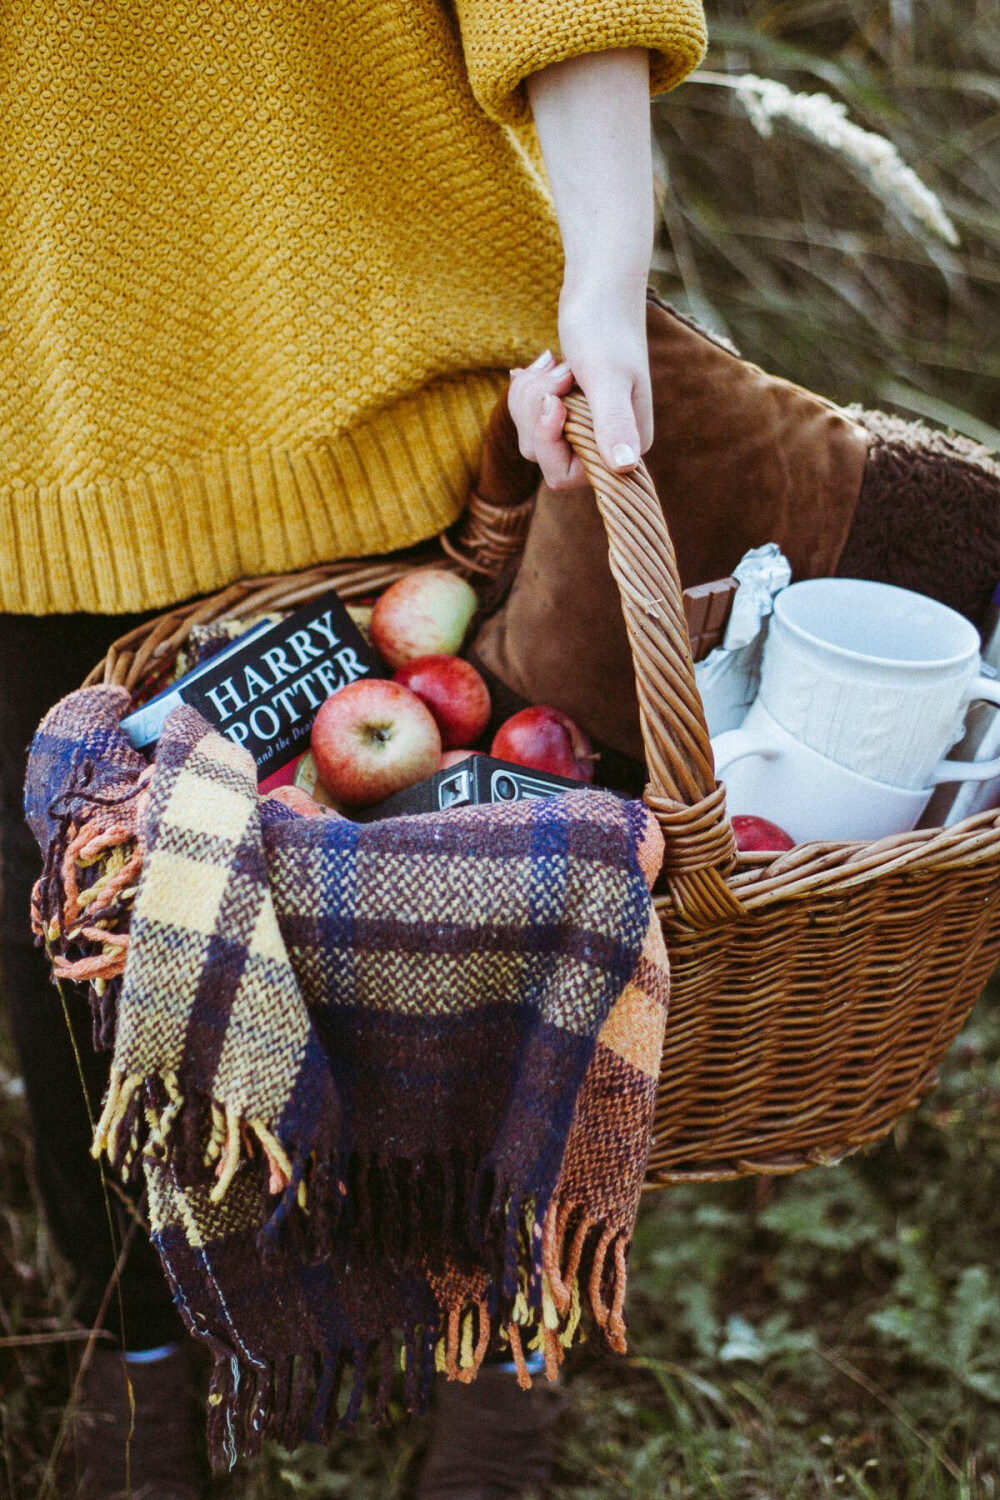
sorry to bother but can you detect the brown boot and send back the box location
[417,1366,564,1499]
[64,1341,207,1500]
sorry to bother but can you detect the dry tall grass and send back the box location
[652,0,1000,448]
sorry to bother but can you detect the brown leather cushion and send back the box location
[472,296,869,763]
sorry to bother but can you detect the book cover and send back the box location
[123,590,383,786]
[119,619,275,751]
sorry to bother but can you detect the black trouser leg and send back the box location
[0,612,183,1350]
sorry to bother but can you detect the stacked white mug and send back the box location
[711,578,1000,843]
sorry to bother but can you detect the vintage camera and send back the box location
[353,753,589,821]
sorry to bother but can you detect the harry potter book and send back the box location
[121,590,382,788]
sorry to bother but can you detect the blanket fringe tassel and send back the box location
[93,1072,634,1467]
[198,1207,632,1474]
[203,1327,444,1470]
[93,1071,634,1352]
[33,771,150,1051]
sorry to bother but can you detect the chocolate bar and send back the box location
[683,577,739,662]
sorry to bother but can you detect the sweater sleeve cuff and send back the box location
[453,0,707,127]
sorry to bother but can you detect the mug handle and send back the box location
[711,724,782,776]
[931,673,1000,784]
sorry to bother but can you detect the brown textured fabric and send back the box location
[836,407,1000,625]
[473,295,869,761]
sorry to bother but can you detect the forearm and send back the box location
[514,48,656,479]
[526,48,654,299]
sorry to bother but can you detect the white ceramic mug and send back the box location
[753,578,1000,790]
[714,702,935,843]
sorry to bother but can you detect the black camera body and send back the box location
[353,753,589,821]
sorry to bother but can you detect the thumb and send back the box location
[586,371,643,474]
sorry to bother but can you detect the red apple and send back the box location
[265,784,342,819]
[491,706,596,783]
[293,751,345,811]
[311,680,441,809]
[439,749,484,770]
[371,570,478,669]
[731,814,795,852]
[393,654,491,748]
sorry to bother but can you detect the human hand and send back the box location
[508,281,652,493]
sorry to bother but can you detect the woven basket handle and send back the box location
[562,392,742,922]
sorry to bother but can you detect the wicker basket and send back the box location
[83,394,1000,1190]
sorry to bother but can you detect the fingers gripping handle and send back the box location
[561,392,740,914]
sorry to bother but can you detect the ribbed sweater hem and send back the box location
[0,371,509,616]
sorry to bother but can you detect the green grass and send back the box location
[3,982,998,1497]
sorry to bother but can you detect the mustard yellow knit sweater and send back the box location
[1,0,706,614]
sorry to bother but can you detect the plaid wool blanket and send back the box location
[26,686,669,1466]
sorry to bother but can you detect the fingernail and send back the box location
[550,361,571,380]
[529,349,555,370]
[612,443,637,469]
[541,394,555,417]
